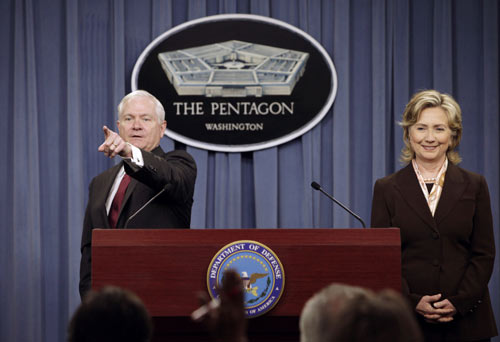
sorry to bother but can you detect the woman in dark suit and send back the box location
[371,90,497,341]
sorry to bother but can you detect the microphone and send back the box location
[123,185,168,229]
[311,181,366,228]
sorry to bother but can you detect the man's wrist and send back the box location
[127,143,144,167]
[119,142,133,159]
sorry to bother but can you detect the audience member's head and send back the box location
[333,289,423,342]
[300,283,423,342]
[300,283,370,342]
[68,286,152,342]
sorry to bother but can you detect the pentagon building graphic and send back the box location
[158,40,309,97]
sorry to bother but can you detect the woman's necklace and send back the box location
[418,164,441,183]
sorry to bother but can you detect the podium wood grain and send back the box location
[92,228,400,341]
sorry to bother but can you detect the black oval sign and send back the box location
[132,14,337,152]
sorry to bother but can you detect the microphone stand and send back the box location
[311,181,366,228]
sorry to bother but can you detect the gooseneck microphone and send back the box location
[123,185,168,229]
[311,181,366,228]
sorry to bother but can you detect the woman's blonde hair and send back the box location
[400,89,462,164]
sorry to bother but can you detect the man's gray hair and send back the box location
[300,283,370,342]
[117,90,165,123]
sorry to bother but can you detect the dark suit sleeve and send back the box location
[371,178,423,308]
[123,149,196,203]
[446,176,495,316]
[79,179,95,300]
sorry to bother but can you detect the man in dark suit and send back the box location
[79,90,197,299]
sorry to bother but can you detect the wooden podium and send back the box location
[92,228,400,342]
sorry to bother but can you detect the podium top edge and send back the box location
[92,228,400,247]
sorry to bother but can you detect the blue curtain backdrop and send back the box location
[1,0,499,341]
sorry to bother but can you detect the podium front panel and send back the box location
[92,228,400,317]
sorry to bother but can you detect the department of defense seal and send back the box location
[207,240,285,318]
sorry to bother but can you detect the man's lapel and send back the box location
[116,145,164,226]
[118,177,137,222]
[96,163,122,228]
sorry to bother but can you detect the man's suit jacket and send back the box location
[79,146,196,299]
[371,162,497,340]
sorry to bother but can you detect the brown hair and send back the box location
[68,286,152,342]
